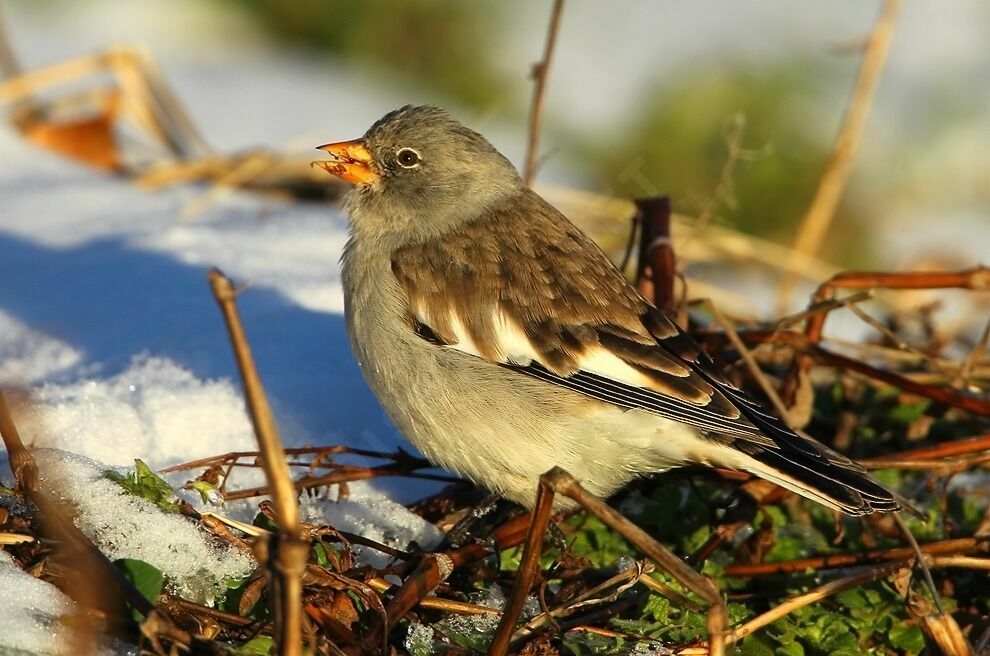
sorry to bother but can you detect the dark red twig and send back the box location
[782,266,990,404]
[701,328,990,418]
[725,536,990,577]
[488,476,556,655]
[634,196,677,316]
[806,341,990,417]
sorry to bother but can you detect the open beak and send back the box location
[312,139,379,185]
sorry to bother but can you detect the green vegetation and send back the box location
[114,557,165,620]
[573,64,873,264]
[106,459,180,513]
[215,0,514,109]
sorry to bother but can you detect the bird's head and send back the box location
[314,105,522,243]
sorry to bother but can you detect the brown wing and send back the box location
[390,189,901,514]
[390,188,755,436]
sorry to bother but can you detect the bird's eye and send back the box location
[396,148,421,168]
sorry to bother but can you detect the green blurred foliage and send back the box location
[214,0,514,109]
[576,64,872,262]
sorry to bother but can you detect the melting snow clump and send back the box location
[34,449,255,604]
[404,622,435,656]
[299,482,443,568]
[630,641,674,655]
[0,550,75,655]
[17,355,256,468]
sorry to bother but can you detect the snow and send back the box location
[17,356,257,467]
[630,642,674,656]
[0,309,83,384]
[404,623,436,656]
[0,550,133,656]
[299,489,444,569]
[0,550,75,655]
[34,449,256,604]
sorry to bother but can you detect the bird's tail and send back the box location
[727,436,904,516]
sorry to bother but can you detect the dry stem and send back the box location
[956,316,990,390]
[702,298,794,427]
[208,269,309,656]
[523,0,565,185]
[730,560,907,643]
[775,0,902,312]
[724,536,990,577]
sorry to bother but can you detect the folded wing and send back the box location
[390,189,900,515]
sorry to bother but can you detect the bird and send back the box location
[313,104,900,517]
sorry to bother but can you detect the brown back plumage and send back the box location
[391,188,737,413]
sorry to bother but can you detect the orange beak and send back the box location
[312,139,379,185]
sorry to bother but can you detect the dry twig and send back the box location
[730,560,907,644]
[523,0,565,185]
[724,536,990,577]
[701,298,795,427]
[775,0,902,312]
[956,316,990,390]
[782,266,990,405]
[209,270,310,656]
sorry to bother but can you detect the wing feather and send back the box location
[390,189,757,437]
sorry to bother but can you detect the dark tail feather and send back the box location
[734,440,902,516]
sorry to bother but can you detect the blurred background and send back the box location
[4,0,988,269]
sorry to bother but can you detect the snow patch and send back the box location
[34,449,255,604]
[0,551,75,655]
[299,482,444,568]
[18,356,256,469]
[0,310,82,384]
[404,622,435,656]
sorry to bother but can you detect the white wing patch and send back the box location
[419,308,676,398]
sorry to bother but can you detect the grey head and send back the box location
[315,105,523,246]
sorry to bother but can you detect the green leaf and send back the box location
[739,633,776,656]
[232,635,274,655]
[561,631,629,654]
[827,649,865,656]
[835,588,870,610]
[253,512,280,533]
[776,642,805,656]
[114,558,164,621]
[564,514,635,568]
[186,480,221,505]
[106,460,179,512]
[312,542,331,569]
[888,400,930,425]
[642,592,671,623]
[889,621,925,653]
